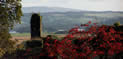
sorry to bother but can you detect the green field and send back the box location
[11,33,31,37]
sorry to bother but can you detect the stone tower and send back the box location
[30,13,42,39]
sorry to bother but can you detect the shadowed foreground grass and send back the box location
[11,33,66,38]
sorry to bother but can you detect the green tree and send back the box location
[0,0,22,57]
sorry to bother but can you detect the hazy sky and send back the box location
[22,0,123,11]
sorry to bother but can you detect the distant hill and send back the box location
[12,7,123,33]
[22,7,123,13]
[22,7,82,13]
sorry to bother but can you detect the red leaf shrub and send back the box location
[23,21,123,59]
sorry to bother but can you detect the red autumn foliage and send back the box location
[23,21,123,59]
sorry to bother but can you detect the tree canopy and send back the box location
[0,0,22,27]
[0,0,22,57]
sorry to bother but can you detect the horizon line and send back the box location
[22,6,123,12]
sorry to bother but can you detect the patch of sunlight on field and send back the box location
[11,33,30,37]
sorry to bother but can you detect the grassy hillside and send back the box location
[12,12,123,33]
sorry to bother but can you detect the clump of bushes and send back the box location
[0,23,17,58]
[0,48,5,58]
[0,37,16,58]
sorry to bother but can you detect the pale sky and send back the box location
[22,0,123,11]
